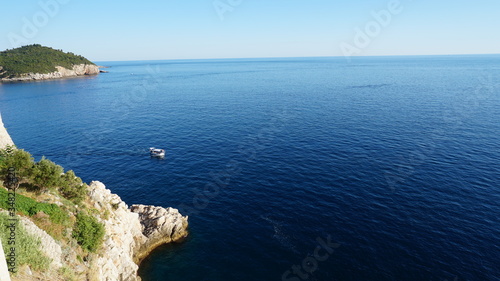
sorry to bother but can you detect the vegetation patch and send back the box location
[0,212,51,272]
[32,157,64,190]
[59,266,77,281]
[72,213,105,253]
[0,145,107,275]
[59,170,87,205]
[0,147,33,181]
[1,146,88,205]
[0,44,95,79]
[0,188,69,225]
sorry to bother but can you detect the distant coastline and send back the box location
[0,44,99,83]
[0,64,100,82]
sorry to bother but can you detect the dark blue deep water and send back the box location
[0,56,499,280]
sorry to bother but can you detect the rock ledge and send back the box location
[0,64,99,82]
[87,181,188,281]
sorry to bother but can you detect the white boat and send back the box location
[149,147,165,157]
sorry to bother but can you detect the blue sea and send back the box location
[0,56,499,281]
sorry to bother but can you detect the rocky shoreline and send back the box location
[87,181,188,281]
[0,114,189,280]
[7,182,188,281]
[0,64,99,82]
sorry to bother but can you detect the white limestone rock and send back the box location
[87,181,188,281]
[0,64,99,82]
[0,114,14,149]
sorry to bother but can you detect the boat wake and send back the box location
[261,215,300,254]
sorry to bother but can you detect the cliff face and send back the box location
[0,118,188,281]
[10,182,188,281]
[0,114,14,149]
[0,64,99,82]
[87,181,188,281]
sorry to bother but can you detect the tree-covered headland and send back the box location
[0,44,95,79]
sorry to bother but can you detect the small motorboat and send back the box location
[149,147,165,157]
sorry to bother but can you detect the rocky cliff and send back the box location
[10,181,188,281]
[0,117,188,281]
[0,114,14,149]
[87,181,188,281]
[0,64,99,82]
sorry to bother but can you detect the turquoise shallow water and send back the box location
[0,56,499,280]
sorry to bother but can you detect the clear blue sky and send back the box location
[1,0,499,61]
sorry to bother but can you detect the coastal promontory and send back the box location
[0,44,99,82]
[0,115,188,280]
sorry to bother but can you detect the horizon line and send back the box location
[94,53,500,63]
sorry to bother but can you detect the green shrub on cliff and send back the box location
[0,146,106,255]
[72,213,104,253]
[0,147,34,183]
[59,170,87,204]
[0,147,89,198]
[0,44,95,78]
[32,157,64,191]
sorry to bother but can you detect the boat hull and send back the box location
[149,147,165,157]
